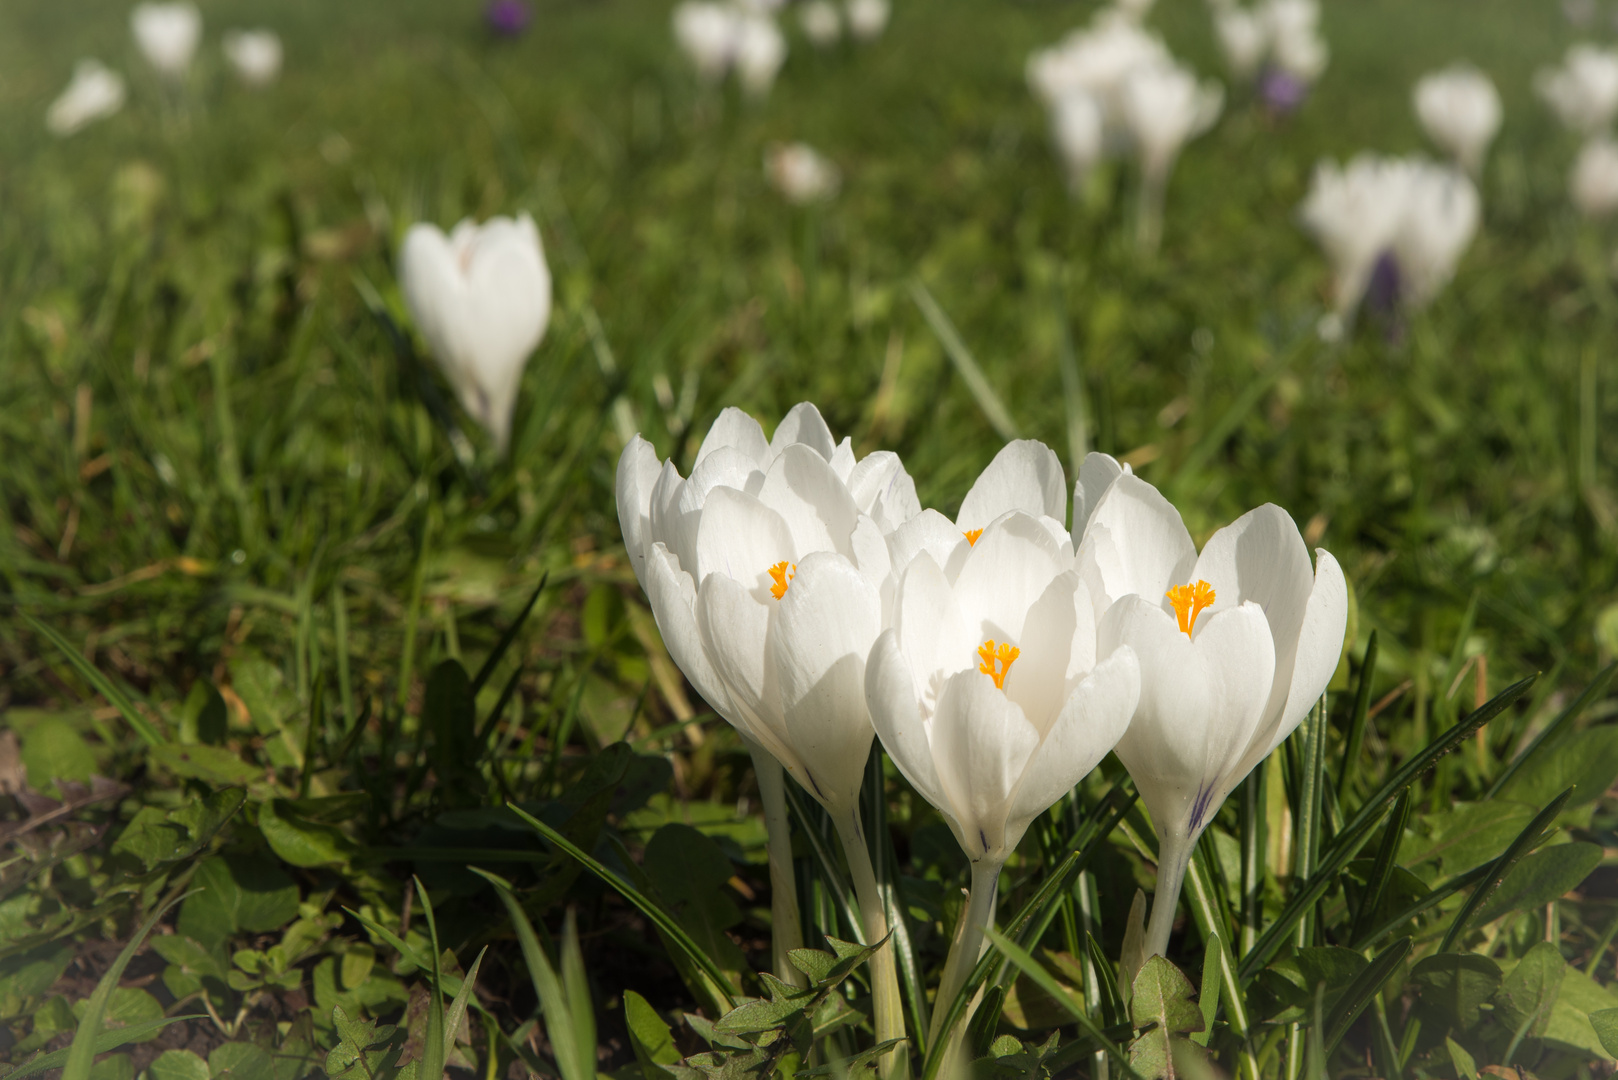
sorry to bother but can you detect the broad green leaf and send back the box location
[20,717,95,789]
[147,1051,209,1080]
[110,788,245,870]
[177,681,227,746]
[85,1055,131,1080]
[1128,956,1203,1080]
[1590,1008,1618,1058]
[1540,965,1618,1061]
[71,987,162,1040]
[0,943,74,1002]
[258,798,358,868]
[625,990,680,1080]
[1411,953,1502,1030]
[1445,1036,1478,1080]
[1263,947,1368,1018]
[209,1041,277,1080]
[423,659,477,777]
[148,744,259,787]
[1404,801,1537,875]
[230,655,297,736]
[1498,726,1618,809]
[1496,942,1566,1040]
[341,944,376,990]
[1473,842,1602,925]
[177,856,299,952]
[1192,934,1222,1047]
[641,824,748,980]
[1325,938,1411,1053]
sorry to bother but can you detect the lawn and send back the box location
[1,0,1616,1077]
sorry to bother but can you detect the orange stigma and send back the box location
[1166,579,1217,637]
[768,561,796,600]
[977,640,1020,689]
[963,529,984,547]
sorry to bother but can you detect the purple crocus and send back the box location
[1259,67,1308,116]
[1363,251,1406,345]
[486,0,532,37]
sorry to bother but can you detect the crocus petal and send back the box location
[1077,474,1196,608]
[893,554,975,698]
[769,553,880,812]
[1006,646,1140,835]
[956,440,1067,532]
[694,485,796,599]
[757,443,861,560]
[866,630,953,820]
[646,543,737,725]
[616,436,663,590]
[1072,452,1129,547]
[850,515,893,593]
[1195,603,1279,793]
[887,509,969,580]
[696,406,771,470]
[1105,595,1213,794]
[697,571,799,771]
[829,437,857,483]
[848,451,922,532]
[953,512,1067,646]
[770,401,838,462]
[1003,571,1081,733]
[647,460,686,563]
[930,670,1040,860]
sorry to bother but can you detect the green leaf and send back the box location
[71,987,162,1040]
[0,943,74,1002]
[1486,660,1618,798]
[1439,788,1572,952]
[1445,1036,1478,1080]
[258,798,358,868]
[148,744,259,787]
[146,1050,210,1080]
[1262,947,1367,1018]
[1591,1008,1618,1058]
[20,717,96,789]
[0,1019,201,1080]
[1128,955,1204,1080]
[230,655,297,735]
[178,681,228,746]
[1411,953,1502,1030]
[325,1005,402,1080]
[424,659,477,777]
[176,856,299,953]
[18,612,164,747]
[1474,842,1603,926]
[625,990,680,1080]
[1539,965,1618,1061]
[1324,938,1411,1053]
[1495,941,1566,1039]
[1499,725,1618,809]
[642,824,748,980]
[111,788,245,870]
[1404,800,1537,875]
[208,1041,276,1080]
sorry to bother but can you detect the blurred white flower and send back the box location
[46,60,126,136]
[845,0,890,42]
[1051,91,1105,191]
[1262,0,1327,81]
[1413,65,1501,175]
[735,14,788,97]
[131,2,202,80]
[398,214,552,454]
[1571,136,1618,217]
[223,29,283,86]
[1112,0,1157,22]
[674,1,739,81]
[766,142,841,204]
[1213,6,1267,80]
[1298,155,1418,315]
[1536,44,1618,135]
[1394,164,1481,309]
[1119,63,1223,182]
[1026,16,1171,113]
[798,0,842,47]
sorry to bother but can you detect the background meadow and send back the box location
[2,0,1617,1077]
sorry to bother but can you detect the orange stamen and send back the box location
[1165,579,1217,637]
[963,528,984,547]
[768,561,796,600]
[977,640,1020,689]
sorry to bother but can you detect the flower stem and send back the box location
[749,744,806,988]
[928,860,1001,1050]
[1146,832,1195,959]
[832,810,907,1077]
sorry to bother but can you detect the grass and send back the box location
[0,0,1616,1077]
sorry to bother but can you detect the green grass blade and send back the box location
[3,1017,204,1080]
[415,876,447,1080]
[981,925,1143,1080]
[1193,931,1222,1047]
[1337,632,1379,801]
[1325,938,1411,1053]
[1436,787,1573,952]
[61,890,193,1080]
[865,746,930,1053]
[1353,863,1492,951]
[1483,660,1617,798]
[1293,697,1328,947]
[445,947,489,1076]
[470,573,549,697]
[505,802,740,1002]
[1349,790,1412,944]
[907,280,1020,441]
[783,782,862,939]
[20,610,165,747]
[560,909,596,1080]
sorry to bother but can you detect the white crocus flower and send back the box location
[1536,44,1618,135]
[398,215,551,455]
[47,60,127,137]
[674,1,739,82]
[1394,163,1480,309]
[766,142,841,204]
[223,29,283,86]
[131,2,202,81]
[799,0,842,47]
[1119,63,1223,251]
[1079,475,1346,957]
[1051,91,1105,193]
[616,403,913,1039]
[1572,136,1618,218]
[735,14,788,97]
[1213,6,1267,81]
[845,0,890,42]
[1413,65,1501,175]
[1026,16,1171,114]
[1298,154,1418,316]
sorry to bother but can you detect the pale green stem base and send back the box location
[1146,832,1195,959]
[832,809,906,1078]
[1135,164,1169,257]
[928,860,1001,1050]
[749,745,806,989]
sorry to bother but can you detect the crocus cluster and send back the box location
[1299,154,1480,326]
[765,142,841,204]
[46,4,283,138]
[672,1,788,98]
[1027,6,1223,251]
[1536,45,1618,219]
[1206,0,1329,113]
[796,0,891,48]
[617,405,1345,1055]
